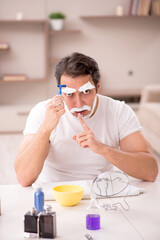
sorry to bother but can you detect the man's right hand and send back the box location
[14,96,65,186]
[42,95,65,133]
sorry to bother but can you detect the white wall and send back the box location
[0,0,160,105]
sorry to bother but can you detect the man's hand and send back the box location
[72,114,104,154]
[42,95,65,133]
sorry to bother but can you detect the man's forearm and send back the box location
[15,126,51,186]
[100,144,158,182]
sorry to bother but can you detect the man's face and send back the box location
[60,74,100,118]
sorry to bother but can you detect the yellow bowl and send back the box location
[53,185,84,206]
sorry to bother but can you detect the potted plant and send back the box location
[48,12,66,31]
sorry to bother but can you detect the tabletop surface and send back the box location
[0,175,160,240]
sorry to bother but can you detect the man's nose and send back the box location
[74,94,83,108]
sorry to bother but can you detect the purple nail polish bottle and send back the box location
[86,197,101,230]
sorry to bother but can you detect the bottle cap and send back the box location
[87,196,100,210]
[31,206,36,215]
[44,204,52,214]
[35,187,42,191]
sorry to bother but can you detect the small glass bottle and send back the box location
[86,196,101,230]
[24,207,38,238]
[38,204,57,239]
[34,187,44,212]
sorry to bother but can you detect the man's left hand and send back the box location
[72,114,104,154]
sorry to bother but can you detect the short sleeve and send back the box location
[23,101,46,135]
[117,102,142,140]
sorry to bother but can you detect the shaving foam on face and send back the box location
[62,81,95,95]
[70,105,91,114]
[69,94,97,119]
[83,94,97,119]
[78,81,95,93]
[62,87,76,94]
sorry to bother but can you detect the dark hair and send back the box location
[55,52,101,88]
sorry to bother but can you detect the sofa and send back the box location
[137,84,160,155]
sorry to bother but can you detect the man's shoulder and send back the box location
[32,98,51,110]
[98,94,125,108]
[99,94,136,121]
[98,94,133,119]
[28,98,51,118]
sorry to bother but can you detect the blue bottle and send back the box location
[34,187,44,212]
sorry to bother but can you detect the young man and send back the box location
[14,52,158,186]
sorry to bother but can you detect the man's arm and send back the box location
[14,96,65,187]
[14,128,50,187]
[101,132,158,182]
[73,114,158,182]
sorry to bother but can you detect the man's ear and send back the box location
[96,80,101,93]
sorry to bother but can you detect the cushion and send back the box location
[138,103,160,138]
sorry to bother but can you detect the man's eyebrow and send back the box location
[62,87,76,94]
[78,81,95,92]
[61,81,95,94]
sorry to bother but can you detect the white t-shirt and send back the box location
[24,94,141,182]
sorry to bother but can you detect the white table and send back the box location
[0,176,160,240]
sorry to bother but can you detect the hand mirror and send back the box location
[91,171,129,197]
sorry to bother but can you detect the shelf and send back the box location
[0,48,9,51]
[2,74,28,82]
[0,20,81,85]
[80,15,160,19]
[0,19,48,23]
[0,78,46,83]
[48,29,81,35]
[0,19,49,83]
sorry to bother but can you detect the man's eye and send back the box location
[66,93,73,97]
[83,89,90,94]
